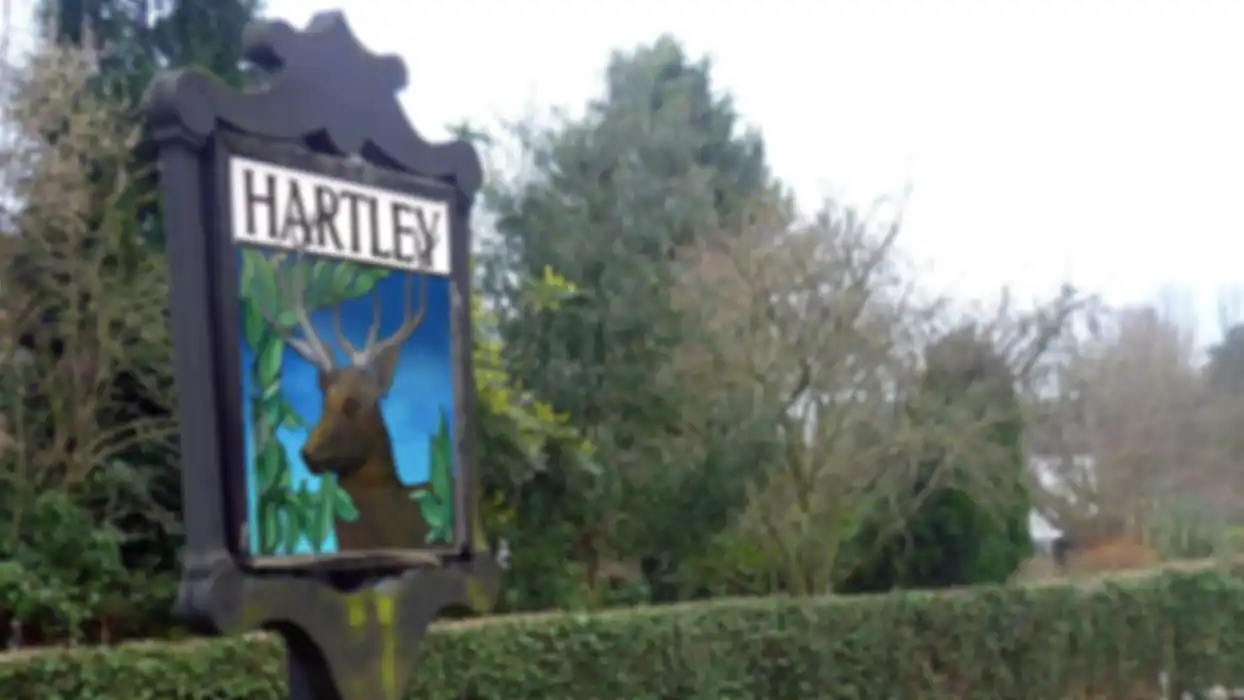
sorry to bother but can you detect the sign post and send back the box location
[144,11,502,700]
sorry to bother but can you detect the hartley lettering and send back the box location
[229,156,452,276]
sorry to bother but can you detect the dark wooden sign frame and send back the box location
[144,11,502,700]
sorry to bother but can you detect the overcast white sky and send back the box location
[17,0,1244,340]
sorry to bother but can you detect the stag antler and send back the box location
[256,244,338,373]
[331,271,429,369]
[256,235,430,375]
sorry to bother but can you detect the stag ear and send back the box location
[372,344,402,396]
[317,367,332,392]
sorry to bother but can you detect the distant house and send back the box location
[1029,509,1061,553]
[1026,452,1097,553]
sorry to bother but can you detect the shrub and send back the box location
[1,568,1243,699]
[845,329,1033,593]
[1147,494,1230,560]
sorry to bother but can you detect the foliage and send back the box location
[0,20,177,507]
[3,568,1244,698]
[413,409,454,544]
[32,0,266,560]
[1030,300,1244,541]
[1146,494,1230,560]
[0,36,183,645]
[0,0,264,642]
[471,271,609,612]
[41,0,263,112]
[239,250,386,555]
[0,487,137,646]
[672,194,1043,598]
[931,329,1034,581]
[480,35,774,603]
[674,196,899,596]
[846,327,1033,592]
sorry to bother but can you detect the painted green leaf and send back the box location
[345,270,369,297]
[273,520,286,555]
[251,438,271,477]
[314,477,336,551]
[430,409,453,499]
[412,490,439,507]
[274,449,292,488]
[429,452,450,500]
[282,408,307,431]
[422,505,447,531]
[252,468,273,493]
[333,488,359,521]
[291,484,316,553]
[259,491,284,517]
[257,439,284,489]
[420,491,452,536]
[370,268,391,290]
[262,396,286,431]
[260,509,279,554]
[348,267,388,297]
[261,381,282,401]
[241,298,265,349]
[307,521,324,553]
[245,249,279,317]
[308,507,326,553]
[426,525,451,544]
[239,246,255,291]
[306,498,325,553]
[277,310,298,329]
[418,412,455,545]
[282,509,302,553]
[306,259,332,303]
[257,434,278,460]
[256,337,283,387]
[328,263,357,300]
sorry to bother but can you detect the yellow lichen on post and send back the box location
[374,590,399,700]
[345,593,367,640]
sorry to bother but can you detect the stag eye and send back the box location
[341,397,361,419]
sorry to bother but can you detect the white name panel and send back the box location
[229,156,452,276]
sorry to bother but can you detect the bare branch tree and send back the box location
[1025,298,1220,543]
[0,32,177,535]
[670,192,1042,595]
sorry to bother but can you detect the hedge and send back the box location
[3,569,1244,699]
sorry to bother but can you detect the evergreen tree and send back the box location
[483,35,773,601]
[845,327,1033,591]
[41,0,260,100]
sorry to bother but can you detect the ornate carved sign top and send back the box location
[144,11,481,207]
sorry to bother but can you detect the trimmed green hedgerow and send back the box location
[2,569,1243,699]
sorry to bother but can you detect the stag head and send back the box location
[259,251,428,480]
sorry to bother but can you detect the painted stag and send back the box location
[263,254,434,551]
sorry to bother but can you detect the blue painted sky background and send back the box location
[239,262,456,555]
